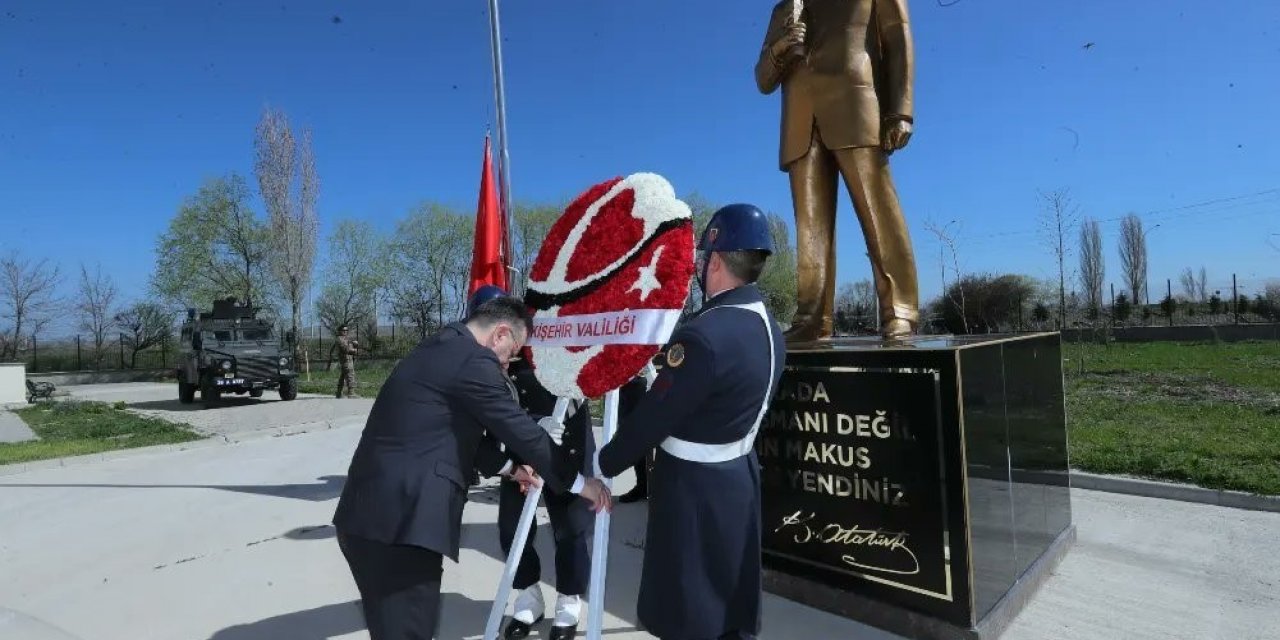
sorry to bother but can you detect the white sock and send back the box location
[554,593,582,627]
[511,585,545,624]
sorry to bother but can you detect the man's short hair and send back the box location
[467,296,534,336]
[718,250,769,283]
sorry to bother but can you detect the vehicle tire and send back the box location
[178,381,196,404]
[279,378,298,401]
[249,389,264,398]
[202,377,221,404]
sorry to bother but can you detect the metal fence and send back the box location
[10,324,431,375]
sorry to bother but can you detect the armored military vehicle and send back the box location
[175,297,299,404]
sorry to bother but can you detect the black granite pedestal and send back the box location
[757,332,1074,640]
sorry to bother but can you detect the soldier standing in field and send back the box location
[334,324,359,398]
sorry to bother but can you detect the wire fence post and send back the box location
[32,336,38,373]
[1233,273,1240,324]
[76,335,82,371]
[119,333,126,369]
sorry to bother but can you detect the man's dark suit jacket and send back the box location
[333,322,575,561]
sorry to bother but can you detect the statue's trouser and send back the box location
[787,128,919,338]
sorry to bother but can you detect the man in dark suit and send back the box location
[595,204,786,640]
[332,297,612,640]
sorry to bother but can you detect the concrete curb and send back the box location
[0,416,366,478]
[1071,470,1280,514]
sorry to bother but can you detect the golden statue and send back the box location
[756,0,920,341]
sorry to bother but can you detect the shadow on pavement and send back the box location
[457,499,652,637]
[126,396,299,411]
[205,599,364,640]
[204,592,510,640]
[0,475,347,502]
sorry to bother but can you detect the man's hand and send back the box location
[769,21,806,67]
[537,416,565,446]
[882,117,913,154]
[511,465,542,494]
[577,477,613,513]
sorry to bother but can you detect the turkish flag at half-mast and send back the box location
[469,134,509,295]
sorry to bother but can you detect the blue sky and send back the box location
[2,0,1279,331]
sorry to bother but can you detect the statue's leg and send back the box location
[833,147,920,336]
[786,130,838,341]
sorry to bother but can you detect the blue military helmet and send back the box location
[697,203,775,256]
[466,284,508,318]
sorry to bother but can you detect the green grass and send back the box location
[1,401,203,466]
[296,360,398,397]
[1064,340,1280,495]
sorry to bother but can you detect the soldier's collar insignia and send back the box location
[666,343,686,368]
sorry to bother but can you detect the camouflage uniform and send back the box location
[335,334,358,398]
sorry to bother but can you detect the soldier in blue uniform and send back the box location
[596,204,786,640]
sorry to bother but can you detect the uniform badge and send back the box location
[666,343,686,368]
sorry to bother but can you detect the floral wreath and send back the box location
[525,173,695,400]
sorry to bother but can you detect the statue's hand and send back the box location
[770,22,807,68]
[882,118,913,154]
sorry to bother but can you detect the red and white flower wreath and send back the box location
[525,173,695,400]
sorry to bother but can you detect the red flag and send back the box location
[469,134,509,295]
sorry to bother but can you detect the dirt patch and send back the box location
[1076,370,1280,410]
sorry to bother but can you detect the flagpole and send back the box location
[486,0,518,295]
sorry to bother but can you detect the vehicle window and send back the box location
[239,329,272,341]
[203,330,233,343]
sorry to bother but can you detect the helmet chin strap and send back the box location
[697,251,711,304]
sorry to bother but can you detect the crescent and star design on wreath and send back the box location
[523,172,695,400]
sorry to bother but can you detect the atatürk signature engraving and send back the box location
[775,510,920,576]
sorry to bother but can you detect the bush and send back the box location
[1113,293,1132,322]
[930,273,1036,334]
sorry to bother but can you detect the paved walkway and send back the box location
[0,424,1277,639]
[0,409,36,443]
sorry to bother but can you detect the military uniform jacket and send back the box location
[475,357,595,482]
[332,323,576,561]
[598,285,785,639]
[335,335,357,366]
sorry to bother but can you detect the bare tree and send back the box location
[1178,268,1196,301]
[0,252,63,360]
[1118,214,1148,305]
[254,107,319,352]
[1038,189,1082,328]
[1177,266,1209,303]
[835,279,877,333]
[77,263,119,368]
[1078,218,1105,320]
[114,301,173,369]
[924,219,967,334]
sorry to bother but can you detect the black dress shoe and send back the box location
[617,488,648,503]
[549,623,578,640]
[504,616,544,639]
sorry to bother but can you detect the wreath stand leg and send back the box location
[484,398,571,640]
[586,389,619,640]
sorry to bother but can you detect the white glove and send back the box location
[537,416,566,446]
